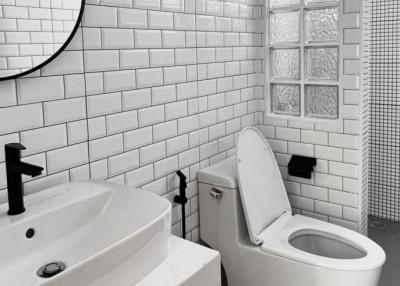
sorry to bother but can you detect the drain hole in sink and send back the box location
[37,262,66,278]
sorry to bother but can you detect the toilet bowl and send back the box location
[198,127,385,286]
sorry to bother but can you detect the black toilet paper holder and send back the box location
[288,155,317,179]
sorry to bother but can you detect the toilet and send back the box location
[198,127,386,286]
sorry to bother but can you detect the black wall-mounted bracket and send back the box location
[288,155,317,179]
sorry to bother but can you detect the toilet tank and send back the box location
[198,157,246,249]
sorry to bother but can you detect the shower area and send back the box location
[368,0,400,285]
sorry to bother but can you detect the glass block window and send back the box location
[271,48,300,80]
[266,0,340,120]
[306,47,338,80]
[272,84,301,115]
[270,11,300,43]
[305,8,338,42]
[305,85,338,118]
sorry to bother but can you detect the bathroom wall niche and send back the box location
[0,0,85,81]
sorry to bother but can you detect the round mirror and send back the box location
[0,0,85,81]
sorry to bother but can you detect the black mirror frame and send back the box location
[0,0,86,82]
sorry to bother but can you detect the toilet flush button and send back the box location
[210,188,223,199]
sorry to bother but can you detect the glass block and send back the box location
[271,84,301,116]
[270,0,300,8]
[305,8,338,42]
[306,85,338,119]
[271,48,300,80]
[270,11,300,43]
[306,47,338,80]
[305,0,338,4]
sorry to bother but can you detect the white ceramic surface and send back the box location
[136,235,221,286]
[0,181,171,286]
[198,151,386,286]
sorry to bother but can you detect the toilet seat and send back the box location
[260,213,386,271]
[237,127,292,245]
[236,127,385,272]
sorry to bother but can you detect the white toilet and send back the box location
[198,127,386,286]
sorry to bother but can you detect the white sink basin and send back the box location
[0,181,172,286]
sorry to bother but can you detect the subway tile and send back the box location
[0,81,17,107]
[150,49,175,67]
[108,149,139,177]
[47,143,89,174]
[17,76,64,104]
[162,31,186,48]
[64,74,85,98]
[166,134,189,156]
[329,133,359,149]
[90,159,109,180]
[120,49,149,69]
[134,0,160,10]
[125,126,153,150]
[83,5,117,27]
[89,134,124,161]
[153,120,178,141]
[123,88,152,110]
[67,120,88,144]
[84,50,119,72]
[87,92,121,118]
[165,101,188,120]
[118,8,147,28]
[329,189,359,208]
[136,68,164,88]
[104,70,136,93]
[135,30,162,48]
[154,155,178,178]
[315,200,342,218]
[178,147,199,168]
[138,105,165,127]
[140,141,166,165]
[126,164,154,187]
[329,161,358,179]
[161,0,184,12]
[21,125,67,155]
[148,11,174,29]
[0,104,43,135]
[0,134,20,162]
[314,173,343,190]
[101,28,134,49]
[85,73,104,96]
[88,117,107,140]
[106,110,138,135]
[152,85,176,105]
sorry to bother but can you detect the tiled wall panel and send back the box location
[258,0,368,233]
[0,0,264,241]
[0,0,81,76]
[369,0,400,221]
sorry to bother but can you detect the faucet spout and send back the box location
[13,162,44,177]
[5,143,44,216]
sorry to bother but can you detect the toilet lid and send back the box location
[237,127,291,245]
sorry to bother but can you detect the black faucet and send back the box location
[5,143,44,216]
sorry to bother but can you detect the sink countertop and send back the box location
[135,236,221,286]
[85,235,221,286]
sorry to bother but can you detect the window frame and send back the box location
[265,0,343,123]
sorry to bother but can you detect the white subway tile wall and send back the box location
[258,0,369,233]
[0,0,81,76]
[0,0,264,241]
